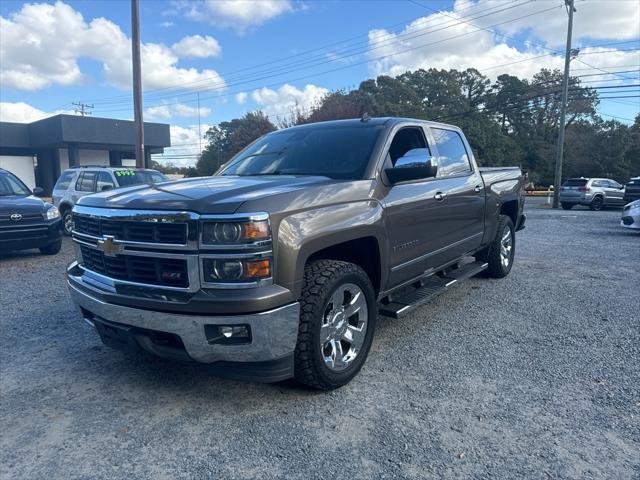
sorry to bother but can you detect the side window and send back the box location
[608,180,621,189]
[591,180,604,188]
[431,128,472,177]
[96,172,116,192]
[75,171,97,192]
[54,171,75,190]
[387,127,431,165]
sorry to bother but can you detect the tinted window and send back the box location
[0,171,31,196]
[431,128,472,176]
[114,169,167,186]
[219,125,384,180]
[96,172,116,191]
[591,180,605,187]
[607,180,622,188]
[563,179,588,187]
[76,172,97,192]
[54,170,76,190]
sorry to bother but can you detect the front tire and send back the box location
[477,215,515,279]
[40,240,62,255]
[62,209,74,236]
[294,260,377,390]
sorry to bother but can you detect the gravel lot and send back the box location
[1,201,638,479]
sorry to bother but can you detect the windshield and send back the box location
[114,170,167,187]
[0,171,31,196]
[218,125,384,180]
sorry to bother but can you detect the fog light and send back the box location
[205,324,251,345]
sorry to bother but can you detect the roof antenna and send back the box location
[361,112,370,123]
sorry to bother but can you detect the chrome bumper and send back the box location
[67,280,300,363]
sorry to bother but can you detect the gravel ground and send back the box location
[1,201,639,479]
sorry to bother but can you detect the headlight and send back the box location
[45,206,60,220]
[202,258,271,284]
[201,219,270,245]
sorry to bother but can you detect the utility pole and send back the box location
[552,0,576,209]
[131,0,145,168]
[72,102,94,116]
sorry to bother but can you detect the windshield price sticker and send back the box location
[115,170,135,177]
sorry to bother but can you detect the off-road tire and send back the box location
[589,196,604,211]
[561,203,573,210]
[477,215,515,279]
[294,260,377,390]
[40,240,62,255]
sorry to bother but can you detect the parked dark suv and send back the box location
[0,169,62,255]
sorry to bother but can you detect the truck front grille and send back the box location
[79,244,189,288]
[74,214,188,245]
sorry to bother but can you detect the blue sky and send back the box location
[1,0,639,165]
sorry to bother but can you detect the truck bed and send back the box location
[479,166,523,186]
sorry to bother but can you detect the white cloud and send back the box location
[181,0,292,32]
[0,1,225,91]
[145,102,211,120]
[172,35,221,58]
[367,0,640,79]
[0,102,73,123]
[235,92,248,104]
[152,124,210,167]
[0,102,50,123]
[460,0,640,48]
[250,83,329,117]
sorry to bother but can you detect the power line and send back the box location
[93,3,566,115]
[72,101,93,116]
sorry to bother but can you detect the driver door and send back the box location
[381,126,452,286]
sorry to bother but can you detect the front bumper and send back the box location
[0,218,62,252]
[68,277,301,366]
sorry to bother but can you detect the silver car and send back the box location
[52,167,167,235]
[559,177,626,211]
[621,200,640,230]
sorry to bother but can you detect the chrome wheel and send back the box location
[320,283,368,372]
[500,225,513,269]
[63,212,74,235]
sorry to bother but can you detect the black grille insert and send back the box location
[79,245,189,288]
[74,214,187,245]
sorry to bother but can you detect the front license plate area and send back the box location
[93,318,140,353]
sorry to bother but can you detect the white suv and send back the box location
[52,167,167,235]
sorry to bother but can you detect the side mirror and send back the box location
[101,184,114,192]
[385,150,437,184]
[32,187,45,196]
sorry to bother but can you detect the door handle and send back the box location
[474,185,482,193]
[435,192,447,201]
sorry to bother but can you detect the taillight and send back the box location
[577,187,590,192]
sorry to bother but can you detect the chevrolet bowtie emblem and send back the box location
[97,235,124,257]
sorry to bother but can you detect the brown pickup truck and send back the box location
[67,117,525,390]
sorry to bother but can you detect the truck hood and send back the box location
[77,175,334,214]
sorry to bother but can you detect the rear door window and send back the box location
[96,172,116,192]
[431,128,472,177]
[76,172,97,192]
[54,171,75,190]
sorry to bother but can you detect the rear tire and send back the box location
[561,203,573,210]
[477,215,515,279]
[589,196,604,211]
[294,260,377,390]
[40,240,62,255]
